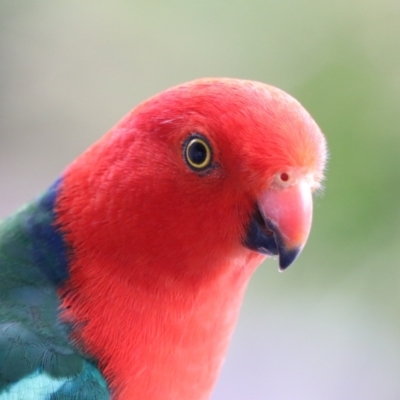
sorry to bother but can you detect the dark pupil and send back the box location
[189,142,207,164]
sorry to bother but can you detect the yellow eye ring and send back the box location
[185,137,212,170]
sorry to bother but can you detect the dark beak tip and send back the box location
[243,207,304,270]
[278,246,301,271]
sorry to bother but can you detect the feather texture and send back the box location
[0,181,109,398]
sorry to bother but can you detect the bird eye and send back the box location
[184,136,212,170]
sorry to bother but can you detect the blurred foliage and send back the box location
[1,1,400,398]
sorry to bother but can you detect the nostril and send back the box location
[280,172,289,182]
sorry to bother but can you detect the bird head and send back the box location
[60,78,327,281]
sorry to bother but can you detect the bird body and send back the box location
[0,78,327,399]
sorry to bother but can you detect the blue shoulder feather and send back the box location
[0,181,110,399]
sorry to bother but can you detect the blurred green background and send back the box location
[1,1,399,399]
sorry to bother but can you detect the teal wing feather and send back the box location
[0,182,110,399]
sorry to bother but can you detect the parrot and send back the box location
[0,78,327,399]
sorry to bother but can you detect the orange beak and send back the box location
[244,180,313,270]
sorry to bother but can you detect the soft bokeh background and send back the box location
[1,1,399,399]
